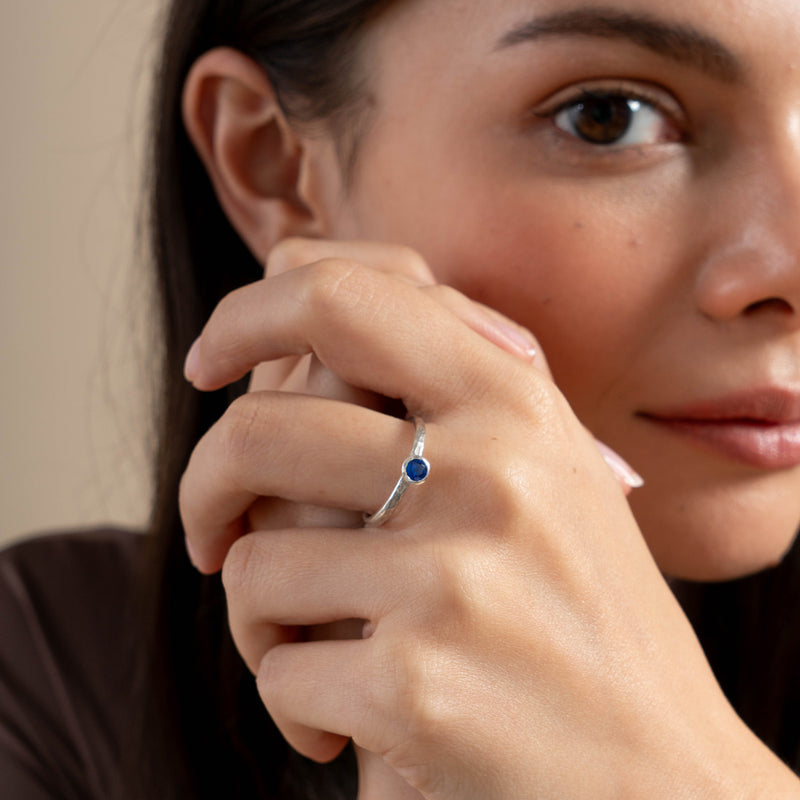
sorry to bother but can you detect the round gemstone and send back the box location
[405,458,429,482]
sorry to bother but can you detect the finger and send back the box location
[256,638,387,763]
[594,439,645,495]
[249,339,384,535]
[249,330,383,407]
[250,237,437,401]
[250,287,540,402]
[184,259,539,416]
[180,398,423,572]
[248,282,543,535]
[249,352,309,394]
[267,237,436,286]
[420,284,546,376]
[247,496,361,531]
[222,527,398,670]
[254,242,543,393]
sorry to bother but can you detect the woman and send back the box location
[2,0,800,797]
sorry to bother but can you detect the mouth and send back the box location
[638,387,800,470]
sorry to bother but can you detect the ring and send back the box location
[363,417,430,527]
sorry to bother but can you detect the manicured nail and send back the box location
[478,309,537,362]
[495,320,537,361]
[184,337,200,383]
[595,440,645,490]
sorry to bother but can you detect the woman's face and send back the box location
[313,0,800,580]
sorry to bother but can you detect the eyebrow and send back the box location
[495,7,743,84]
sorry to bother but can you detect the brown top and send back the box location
[0,528,141,800]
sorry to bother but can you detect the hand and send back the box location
[243,238,547,534]
[180,254,789,799]
[191,237,635,546]
[189,238,553,799]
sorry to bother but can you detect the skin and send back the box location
[178,0,800,797]
[324,0,800,580]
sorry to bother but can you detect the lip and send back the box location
[638,387,800,470]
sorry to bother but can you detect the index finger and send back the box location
[184,259,541,419]
[266,237,436,286]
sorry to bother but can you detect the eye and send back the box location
[549,89,680,148]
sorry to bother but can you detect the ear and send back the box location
[182,47,330,261]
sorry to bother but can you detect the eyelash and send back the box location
[532,82,687,153]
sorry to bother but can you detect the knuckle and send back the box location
[385,639,458,744]
[424,544,492,630]
[450,441,540,534]
[508,369,565,425]
[221,532,263,597]
[366,636,417,716]
[256,643,288,702]
[482,451,540,529]
[222,536,254,596]
[217,393,273,468]
[301,259,400,346]
[303,258,376,317]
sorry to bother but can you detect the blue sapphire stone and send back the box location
[405,458,429,482]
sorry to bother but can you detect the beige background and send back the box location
[1,1,163,546]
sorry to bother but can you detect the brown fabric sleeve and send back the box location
[0,529,142,800]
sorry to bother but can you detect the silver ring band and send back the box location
[363,417,430,527]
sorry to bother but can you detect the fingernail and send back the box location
[184,337,200,383]
[595,440,645,490]
[479,310,537,362]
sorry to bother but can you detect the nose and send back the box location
[694,230,799,322]
[694,124,800,326]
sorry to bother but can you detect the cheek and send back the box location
[394,186,680,411]
[341,128,699,430]
[341,163,800,578]
[345,152,688,410]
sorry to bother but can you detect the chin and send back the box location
[628,483,800,583]
[653,535,795,583]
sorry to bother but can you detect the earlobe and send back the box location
[182,47,325,260]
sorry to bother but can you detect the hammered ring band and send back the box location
[363,417,430,527]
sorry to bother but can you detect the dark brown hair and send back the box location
[135,0,800,796]
[135,2,391,798]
